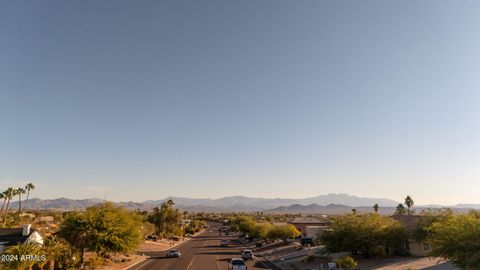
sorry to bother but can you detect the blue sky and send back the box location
[1,1,479,205]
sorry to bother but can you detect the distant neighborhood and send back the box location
[0,186,478,270]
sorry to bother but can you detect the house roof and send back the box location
[392,215,423,229]
[290,217,327,224]
[0,228,38,247]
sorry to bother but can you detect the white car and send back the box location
[166,250,181,258]
[229,258,247,270]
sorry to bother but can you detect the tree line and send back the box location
[229,215,301,240]
[321,195,480,269]
[1,198,203,270]
[0,183,35,227]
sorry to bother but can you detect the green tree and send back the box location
[394,204,406,215]
[405,195,415,215]
[185,219,206,234]
[251,222,273,239]
[427,211,480,269]
[267,224,301,240]
[23,183,35,212]
[412,208,452,242]
[57,211,90,265]
[147,200,183,238]
[373,203,379,213]
[336,256,358,270]
[320,213,407,257]
[40,236,80,270]
[59,202,143,261]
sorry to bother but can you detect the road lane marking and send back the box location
[202,238,210,247]
[130,259,154,270]
[186,256,196,270]
[216,255,221,270]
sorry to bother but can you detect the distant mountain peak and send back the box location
[11,195,480,213]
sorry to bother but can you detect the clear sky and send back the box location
[1,1,479,205]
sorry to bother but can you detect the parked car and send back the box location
[166,250,181,258]
[241,249,254,260]
[145,234,157,241]
[314,247,329,258]
[229,258,247,270]
[221,239,229,247]
[300,237,314,246]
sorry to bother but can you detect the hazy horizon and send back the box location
[1,1,479,205]
[13,192,480,207]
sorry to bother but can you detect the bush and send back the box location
[169,236,180,241]
[371,246,386,256]
[427,211,480,268]
[89,256,104,268]
[336,256,357,270]
[184,227,195,235]
[302,255,315,263]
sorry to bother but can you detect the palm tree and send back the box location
[41,236,72,270]
[23,183,35,212]
[58,215,90,267]
[2,242,42,270]
[17,187,26,213]
[0,192,6,216]
[405,195,414,215]
[373,203,379,213]
[3,187,15,226]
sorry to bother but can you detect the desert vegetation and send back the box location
[0,186,206,270]
[229,215,301,240]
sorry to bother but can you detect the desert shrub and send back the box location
[336,256,357,270]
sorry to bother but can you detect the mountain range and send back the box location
[9,193,480,213]
[11,193,397,211]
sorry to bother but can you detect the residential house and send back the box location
[0,225,44,253]
[392,215,430,256]
[289,217,329,238]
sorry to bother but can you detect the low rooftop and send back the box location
[290,217,328,224]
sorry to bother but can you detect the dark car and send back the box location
[241,250,254,260]
[145,234,158,241]
[300,237,314,246]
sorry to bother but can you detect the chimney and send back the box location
[22,224,31,236]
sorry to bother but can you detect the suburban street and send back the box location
[128,225,279,270]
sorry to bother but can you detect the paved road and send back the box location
[129,226,278,270]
